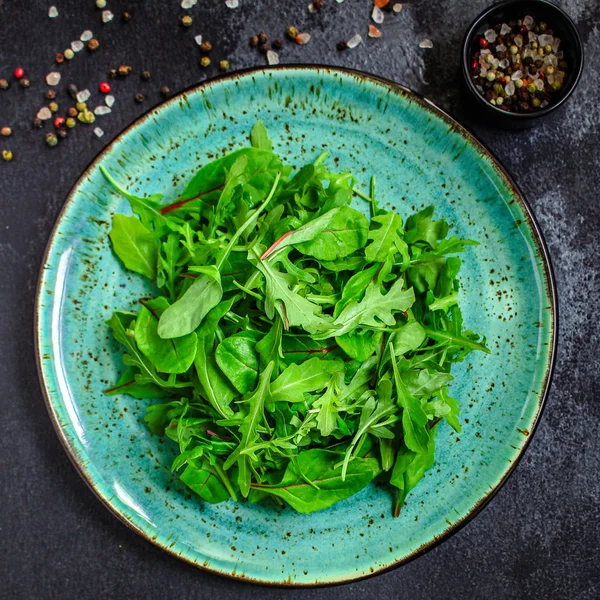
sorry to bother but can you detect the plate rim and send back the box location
[34,64,558,587]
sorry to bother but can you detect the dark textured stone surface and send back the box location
[0,1,598,598]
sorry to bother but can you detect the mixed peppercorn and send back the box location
[470,15,568,112]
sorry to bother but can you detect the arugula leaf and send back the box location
[215,331,261,394]
[250,120,273,152]
[365,212,404,263]
[109,215,158,280]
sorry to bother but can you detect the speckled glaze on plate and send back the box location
[35,66,556,586]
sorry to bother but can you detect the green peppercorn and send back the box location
[527,82,537,93]
[64,48,75,60]
[531,97,541,108]
[493,82,503,93]
[539,22,547,32]
[75,101,87,111]
[2,149,13,161]
[286,26,298,40]
[485,53,494,64]
[77,109,95,124]
[544,44,552,53]
[531,41,538,49]
[45,132,58,147]
[200,56,211,68]
[45,89,56,100]
[558,60,568,70]
[509,45,518,54]
[0,79,8,90]
[66,117,76,128]
[49,101,59,113]
[551,80,562,91]
[546,65,555,75]
[87,38,100,51]
[495,96,504,105]
[219,60,229,71]
[67,107,78,118]
[514,78,524,88]
[486,71,496,81]
[200,41,212,52]
[96,0,107,7]
[181,15,193,27]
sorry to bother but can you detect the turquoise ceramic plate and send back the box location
[35,66,556,586]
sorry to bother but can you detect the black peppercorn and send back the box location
[122,11,131,22]
[33,117,43,128]
[135,93,144,103]
[314,0,323,8]
[67,107,78,118]
[534,59,543,69]
[258,32,268,44]
[200,41,212,52]
[523,56,533,66]
[108,69,117,79]
[496,51,506,59]
[336,40,348,51]
[250,35,259,47]
[45,89,56,100]
[528,65,537,75]
[272,39,283,50]
[141,71,151,81]
[259,43,269,54]
[19,78,31,88]
[56,128,67,139]
[67,83,78,99]
[0,78,8,90]
[160,85,170,97]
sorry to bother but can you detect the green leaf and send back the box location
[390,344,430,454]
[438,386,461,432]
[281,334,340,364]
[256,319,284,370]
[144,401,185,435]
[320,255,365,272]
[313,373,342,436]
[250,120,273,152]
[135,297,198,374]
[180,457,235,504]
[215,331,261,394]
[402,368,453,399]
[104,366,171,399]
[270,357,344,403]
[250,449,380,513]
[158,270,223,339]
[295,206,369,260]
[393,321,427,356]
[336,329,382,361]
[109,214,157,280]
[365,212,404,262]
[194,334,237,418]
[404,206,448,248]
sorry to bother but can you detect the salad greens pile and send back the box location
[103,122,488,516]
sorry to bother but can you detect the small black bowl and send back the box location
[462,0,583,127]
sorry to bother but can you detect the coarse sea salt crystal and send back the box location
[499,58,509,69]
[181,0,198,7]
[48,6,58,18]
[552,38,561,53]
[523,15,534,30]
[500,23,511,35]
[514,34,523,47]
[535,78,544,91]
[102,10,114,23]
[335,0,345,3]
[296,32,311,44]
[505,81,515,96]
[71,40,84,52]
[80,30,93,42]
[484,28,496,43]
[511,70,522,80]
[528,31,537,42]
[308,3,316,13]
[419,39,433,49]
[94,105,111,115]
[538,34,554,46]
[225,0,239,7]
[347,33,363,49]
[368,25,382,38]
[94,127,104,138]
[266,50,279,65]
[393,3,402,12]
[372,6,384,23]
[37,107,52,120]
[46,72,61,86]
[77,89,91,103]
[496,44,506,52]
[105,94,115,107]
[194,34,203,45]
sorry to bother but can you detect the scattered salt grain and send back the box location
[37,107,52,120]
[102,10,114,23]
[335,0,345,3]
[46,72,61,86]
[347,33,362,49]
[419,39,433,49]
[105,94,115,107]
[181,0,198,7]
[94,105,111,115]
[372,6,384,24]
[48,6,58,18]
[392,3,402,13]
[80,30,93,42]
[368,25,382,38]
[225,0,239,7]
[308,3,316,13]
[77,89,91,103]
[194,34,203,45]
[71,40,84,52]
[94,127,104,138]
[266,50,279,65]
[296,32,311,45]
[500,23,511,35]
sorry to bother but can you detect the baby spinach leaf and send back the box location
[215,331,261,394]
[250,120,273,152]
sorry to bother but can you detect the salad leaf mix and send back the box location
[103,122,488,516]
